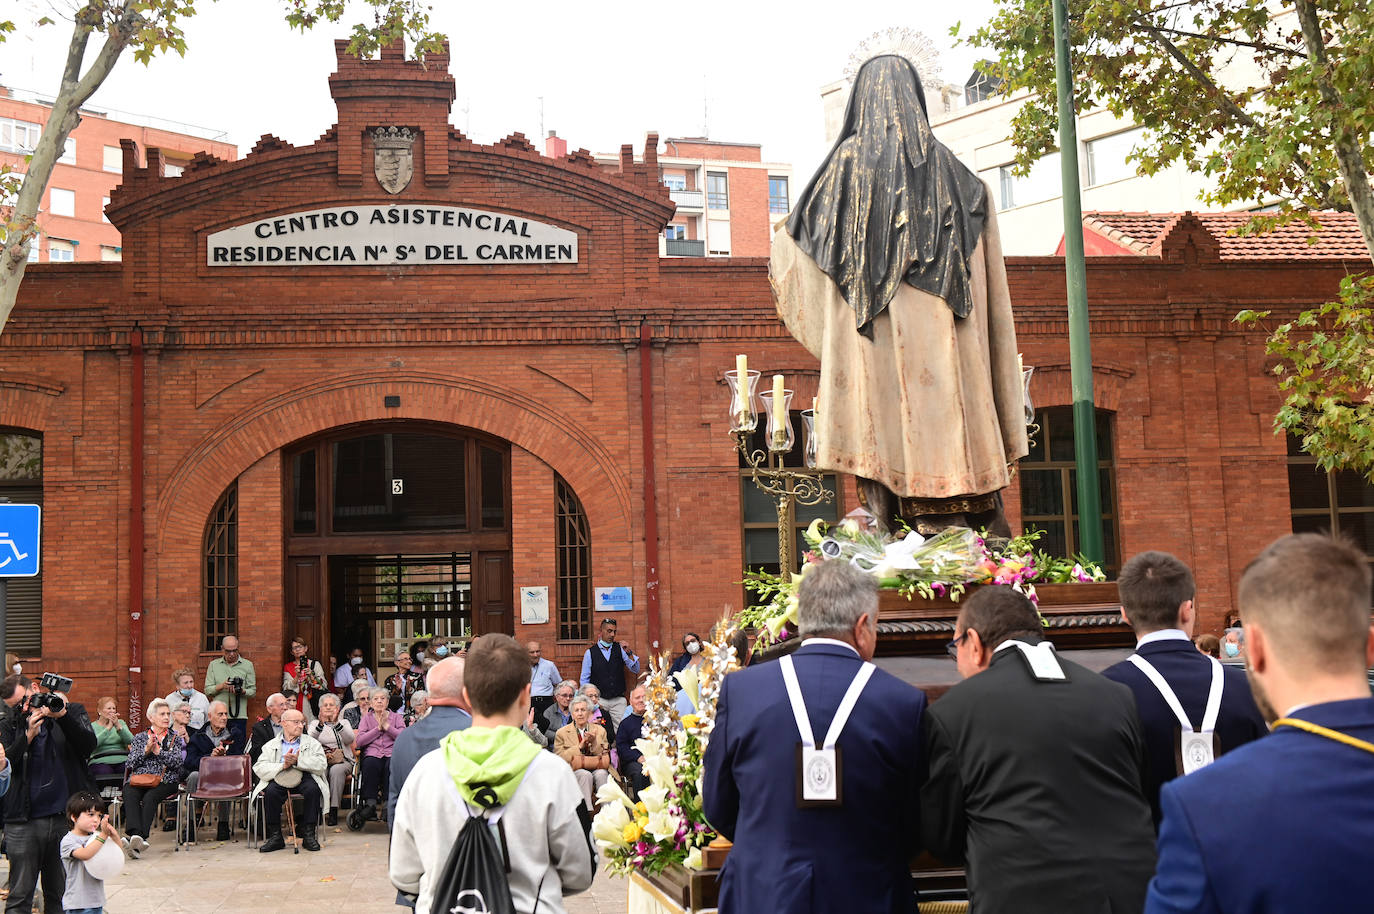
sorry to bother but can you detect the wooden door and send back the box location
[472,551,512,636]
[287,555,325,658]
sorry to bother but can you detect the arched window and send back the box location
[0,430,42,654]
[554,474,591,642]
[203,481,238,652]
[1020,407,1120,573]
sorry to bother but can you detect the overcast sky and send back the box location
[4,0,1001,178]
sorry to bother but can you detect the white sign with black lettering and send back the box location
[206,204,579,266]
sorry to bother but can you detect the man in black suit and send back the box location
[1102,551,1267,825]
[921,587,1155,913]
[248,693,287,766]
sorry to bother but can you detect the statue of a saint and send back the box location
[772,55,1028,535]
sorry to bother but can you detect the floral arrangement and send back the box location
[591,621,740,875]
[741,519,1106,646]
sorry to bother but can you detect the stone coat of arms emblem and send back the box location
[373,126,416,194]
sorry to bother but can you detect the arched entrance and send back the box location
[282,421,511,668]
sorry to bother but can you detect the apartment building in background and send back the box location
[820,25,1283,254]
[579,135,793,258]
[1,85,237,263]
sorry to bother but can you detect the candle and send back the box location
[1018,353,1024,375]
[735,354,748,417]
[812,396,817,415]
[772,374,785,431]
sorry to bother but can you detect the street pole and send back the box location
[1052,0,1105,564]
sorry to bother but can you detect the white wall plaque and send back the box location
[520,586,550,624]
[206,204,578,266]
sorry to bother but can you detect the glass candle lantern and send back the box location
[800,408,818,468]
[1022,365,1036,428]
[759,388,794,453]
[725,369,761,432]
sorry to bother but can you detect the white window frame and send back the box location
[103,145,123,173]
[58,138,76,165]
[0,117,41,154]
[48,187,75,218]
[48,239,75,262]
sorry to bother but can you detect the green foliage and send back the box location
[966,0,1374,475]
[963,0,1373,227]
[1236,275,1374,480]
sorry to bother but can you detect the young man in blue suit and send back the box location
[1102,551,1267,825]
[703,559,927,914]
[1148,533,1374,913]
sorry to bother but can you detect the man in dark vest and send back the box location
[579,618,639,730]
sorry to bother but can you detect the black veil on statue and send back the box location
[786,54,988,338]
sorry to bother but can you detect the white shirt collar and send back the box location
[801,637,860,657]
[1136,629,1191,648]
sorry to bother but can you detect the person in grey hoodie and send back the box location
[390,634,595,914]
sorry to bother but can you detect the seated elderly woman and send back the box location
[554,694,611,811]
[341,678,370,730]
[122,698,188,857]
[308,692,356,826]
[352,686,405,826]
[408,689,430,722]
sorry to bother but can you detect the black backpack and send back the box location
[430,791,517,914]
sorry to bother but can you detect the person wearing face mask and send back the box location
[408,640,430,667]
[668,632,703,691]
[1103,552,1268,828]
[1220,627,1247,664]
[333,648,377,692]
[5,653,20,677]
[164,667,210,730]
[578,618,640,731]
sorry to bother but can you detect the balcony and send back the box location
[663,238,706,257]
[669,189,704,210]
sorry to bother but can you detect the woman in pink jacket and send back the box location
[354,686,405,820]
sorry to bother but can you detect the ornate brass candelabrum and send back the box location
[725,362,834,575]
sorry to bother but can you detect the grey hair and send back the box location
[409,690,428,709]
[368,686,390,702]
[350,679,371,698]
[318,693,341,708]
[556,679,578,695]
[568,696,592,713]
[266,692,287,709]
[797,559,878,638]
[145,698,171,719]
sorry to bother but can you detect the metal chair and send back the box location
[176,755,252,851]
[249,784,326,851]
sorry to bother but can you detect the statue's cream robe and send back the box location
[771,198,1029,500]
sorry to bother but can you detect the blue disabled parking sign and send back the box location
[0,504,40,577]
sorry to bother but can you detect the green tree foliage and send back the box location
[968,0,1374,477]
[0,1,443,334]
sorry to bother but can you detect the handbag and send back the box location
[128,772,162,788]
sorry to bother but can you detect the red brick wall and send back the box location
[2,49,1362,717]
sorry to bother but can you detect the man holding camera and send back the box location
[205,635,257,745]
[0,672,96,914]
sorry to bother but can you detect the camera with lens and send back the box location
[227,677,244,694]
[28,692,65,713]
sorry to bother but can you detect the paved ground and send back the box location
[8,821,628,913]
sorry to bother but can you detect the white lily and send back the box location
[683,846,704,870]
[641,751,677,790]
[638,784,670,814]
[674,666,701,712]
[591,801,630,850]
[596,778,635,810]
[646,809,681,843]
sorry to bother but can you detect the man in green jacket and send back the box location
[205,635,257,745]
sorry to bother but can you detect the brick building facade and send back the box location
[4,44,1369,722]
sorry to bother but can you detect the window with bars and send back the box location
[1019,406,1120,574]
[203,481,238,652]
[555,474,592,642]
[1286,435,1374,588]
[768,176,790,214]
[0,431,42,655]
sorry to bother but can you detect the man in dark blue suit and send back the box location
[1102,551,1267,825]
[703,560,927,914]
[1148,533,1374,913]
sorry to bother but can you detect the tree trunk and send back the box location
[0,3,135,334]
[1294,0,1374,262]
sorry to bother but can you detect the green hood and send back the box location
[441,725,541,808]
